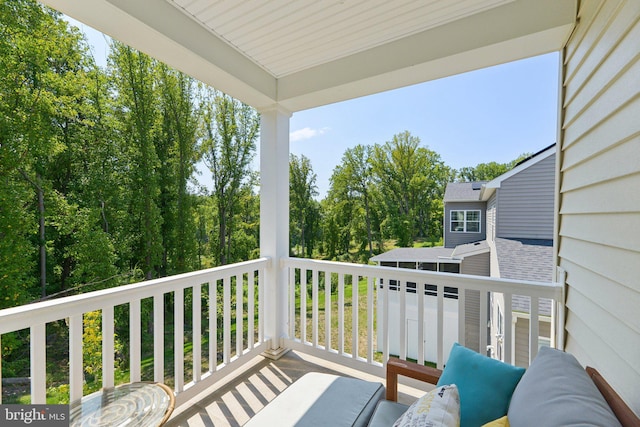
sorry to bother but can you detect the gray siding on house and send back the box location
[559,0,640,414]
[444,201,486,248]
[463,290,481,353]
[460,253,489,353]
[514,318,551,368]
[495,154,555,240]
[486,193,497,242]
[461,252,490,277]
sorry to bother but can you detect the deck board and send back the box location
[167,350,427,426]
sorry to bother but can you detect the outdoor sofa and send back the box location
[246,345,640,427]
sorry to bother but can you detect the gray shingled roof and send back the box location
[370,247,455,263]
[443,182,485,202]
[495,238,554,316]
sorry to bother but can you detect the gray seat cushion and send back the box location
[508,346,622,427]
[367,400,408,427]
[245,372,384,427]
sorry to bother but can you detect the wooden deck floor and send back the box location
[166,350,429,427]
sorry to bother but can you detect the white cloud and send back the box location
[290,127,329,142]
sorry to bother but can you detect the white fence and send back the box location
[0,256,563,407]
[284,258,563,374]
[0,258,269,405]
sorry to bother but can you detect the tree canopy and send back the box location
[1,1,537,303]
[457,153,532,182]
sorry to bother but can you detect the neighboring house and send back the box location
[492,238,554,367]
[479,144,555,367]
[371,242,489,362]
[443,181,487,248]
[373,144,556,366]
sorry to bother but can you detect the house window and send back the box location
[450,210,481,233]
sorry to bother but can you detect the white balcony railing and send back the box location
[0,258,269,406]
[284,258,564,376]
[0,256,563,411]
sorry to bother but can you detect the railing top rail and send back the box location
[0,257,270,335]
[282,257,562,299]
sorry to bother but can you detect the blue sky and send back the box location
[290,53,560,198]
[67,17,560,199]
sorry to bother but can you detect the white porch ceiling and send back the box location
[40,0,576,112]
[168,0,516,78]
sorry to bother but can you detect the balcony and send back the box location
[0,257,562,425]
[9,0,637,417]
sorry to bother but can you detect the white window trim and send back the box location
[450,209,482,233]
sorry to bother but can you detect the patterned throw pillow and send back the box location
[393,384,460,427]
[482,416,510,427]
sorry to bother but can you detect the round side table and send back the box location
[70,382,175,427]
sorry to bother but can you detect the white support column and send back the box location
[260,105,292,359]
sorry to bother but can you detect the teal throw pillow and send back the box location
[437,343,525,427]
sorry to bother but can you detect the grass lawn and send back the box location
[293,274,384,364]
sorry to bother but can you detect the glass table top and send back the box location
[69,382,174,427]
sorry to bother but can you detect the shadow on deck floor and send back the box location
[166,350,427,427]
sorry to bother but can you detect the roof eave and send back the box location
[278,24,574,112]
[41,0,576,112]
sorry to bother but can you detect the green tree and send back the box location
[458,162,509,182]
[45,28,124,294]
[290,154,319,257]
[0,1,118,301]
[199,89,259,265]
[328,145,377,256]
[229,181,261,261]
[193,194,215,268]
[157,65,199,274]
[320,199,341,259]
[371,131,453,246]
[110,42,163,279]
[0,1,58,300]
[457,153,532,182]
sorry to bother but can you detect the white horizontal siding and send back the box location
[563,0,608,68]
[560,259,640,334]
[562,134,640,192]
[564,311,638,400]
[562,2,640,145]
[560,212,640,252]
[564,10,640,127]
[559,238,639,298]
[563,0,627,101]
[559,0,640,415]
[562,95,640,171]
[560,174,640,214]
[567,287,640,368]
